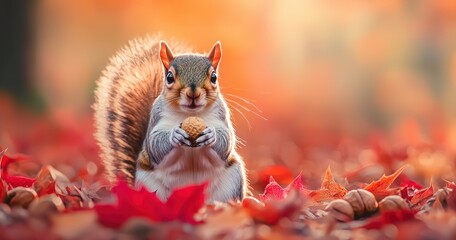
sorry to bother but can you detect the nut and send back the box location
[7,187,38,208]
[343,189,378,218]
[33,165,69,194]
[29,194,65,218]
[181,117,206,142]
[325,199,354,222]
[378,195,409,212]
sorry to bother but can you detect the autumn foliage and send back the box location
[1,143,455,239]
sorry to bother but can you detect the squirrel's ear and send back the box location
[207,41,222,70]
[159,41,175,70]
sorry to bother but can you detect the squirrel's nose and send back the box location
[186,91,201,100]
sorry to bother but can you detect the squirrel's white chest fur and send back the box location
[135,106,234,202]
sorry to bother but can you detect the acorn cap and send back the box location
[181,117,206,142]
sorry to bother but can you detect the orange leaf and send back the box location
[410,183,434,206]
[364,165,407,201]
[309,166,347,202]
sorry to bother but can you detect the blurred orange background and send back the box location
[2,0,456,190]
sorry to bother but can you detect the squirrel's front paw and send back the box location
[170,127,192,147]
[194,127,216,147]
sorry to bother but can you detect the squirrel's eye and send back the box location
[166,72,174,85]
[210,72,217,84]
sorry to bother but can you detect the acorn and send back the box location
[181,117,206,143]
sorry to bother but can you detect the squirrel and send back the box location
[93,36,248,202]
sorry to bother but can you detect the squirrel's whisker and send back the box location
[225,98,267,121]
[224,93,263,113]
[225,101,252,131]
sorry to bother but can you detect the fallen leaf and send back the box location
[59,194,83,210]
[259,174,305,202]
[257,165,294,187]
[308,166,347,202]
[80,181,111,200]
[410,183,434,207]
[259,167,346,203]
[33,166,66,196]
[364,165,407,201]
[0,149,35,188]
[400,186,418,202]
[95,180,206,228]
[163,182,206,223]
[399,175,423,189]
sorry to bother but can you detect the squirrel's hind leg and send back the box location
[135,149,170,200]
[135,167,170,201]
[207,157,246,203]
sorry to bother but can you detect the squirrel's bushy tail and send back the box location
[93,36,186,183]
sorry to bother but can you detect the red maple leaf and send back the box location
[259,173,305,202]
[259,167,347,203]
[400,186,418,202]
[257,165,294,188]
[364,165,407,201]
[409,183,434,206]
[399,175,423,189]
[0,149,35,188]
[401,181,435,208]
[95,180,206,228]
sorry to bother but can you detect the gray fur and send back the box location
[233,163,245,200]
[138,48,248,202]
[171,55,211,86]
[211,128,231,161]
[146,130,173,165]
[144,96,173,165]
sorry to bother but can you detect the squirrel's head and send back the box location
[159,41,222,113]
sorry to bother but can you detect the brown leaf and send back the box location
[33,166,70,196]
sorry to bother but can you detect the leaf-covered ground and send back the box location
[1,146,456,240]
[1,98,456,240]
